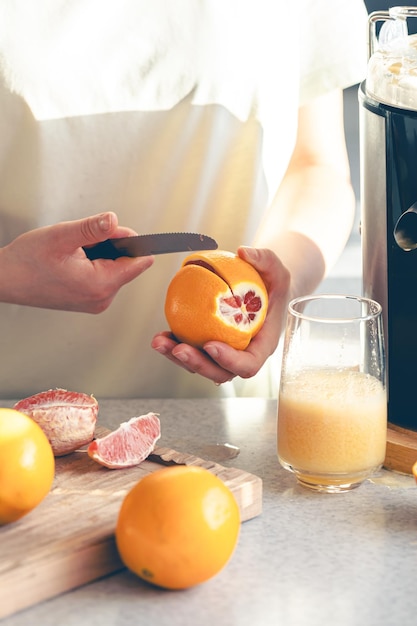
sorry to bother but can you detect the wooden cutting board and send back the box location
[384,423,417,474]
[0,431,262,620]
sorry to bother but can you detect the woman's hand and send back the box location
[151,247,290,385]
[0,212,154,312]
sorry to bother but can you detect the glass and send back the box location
[277,295,387,493]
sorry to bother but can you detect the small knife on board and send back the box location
[83,232,218,260]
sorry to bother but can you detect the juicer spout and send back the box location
[394,203,417,251]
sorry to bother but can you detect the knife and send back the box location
[83,232,218,260]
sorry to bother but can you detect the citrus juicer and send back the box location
[359,6,417,471]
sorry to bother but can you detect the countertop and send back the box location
[2,397,417,626]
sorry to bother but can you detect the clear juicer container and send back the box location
[366,6,417,111]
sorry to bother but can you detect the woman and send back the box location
[0,0,368,398]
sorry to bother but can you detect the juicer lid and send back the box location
[366,6,417,111]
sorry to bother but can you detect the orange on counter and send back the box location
[413,460,417,483]
[0,408,55,525]
[115,465,240,590]
[165,250,268,350]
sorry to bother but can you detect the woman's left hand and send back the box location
[151,247,290,385]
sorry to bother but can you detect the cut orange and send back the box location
[0,408,55,525]
[14,389,98,456]
[115,465,240,589]
[165,250,268,350]
[87,413,161,469]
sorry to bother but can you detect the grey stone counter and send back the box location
[3,398,417,626]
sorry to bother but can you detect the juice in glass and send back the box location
[278,368,387,490]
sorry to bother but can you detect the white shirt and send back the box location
[0,0,368,398]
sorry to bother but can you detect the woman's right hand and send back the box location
[0,211,154,313]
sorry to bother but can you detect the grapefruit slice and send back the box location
[14,389,98,456]
[87,412,161,469]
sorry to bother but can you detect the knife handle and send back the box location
[83,240,122,260]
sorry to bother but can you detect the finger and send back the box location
[152,334,234,383]
[55,212,120,252]
[151,333,193,372]
[237,245,290,341]
[203,341,261,379]
[172,344,235,384]
[151,332,180,355]
[54,212,154,280]
[237,246,290,293]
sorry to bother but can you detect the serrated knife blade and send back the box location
[83,232,218,260]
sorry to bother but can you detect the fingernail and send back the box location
[153,345,167,355]
[240,246,258,261]
[98,213,113,232]
[174,350,189,364]
[205,345,219,360]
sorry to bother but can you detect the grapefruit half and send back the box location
[165,250,268,350]
[14,389,98,456]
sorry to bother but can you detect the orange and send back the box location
[165,250,268,350]
[115,465,240,589]
[0,408,55,525]
[413,460,417,483]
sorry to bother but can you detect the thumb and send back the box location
[78,212,119,245]
[237,246,271,275]
[59,212,119,250]
[238,246,291,291]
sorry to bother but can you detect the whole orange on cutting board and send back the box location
[115,465,241,590]
[0,408,55,525]
[165,250,268,350]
